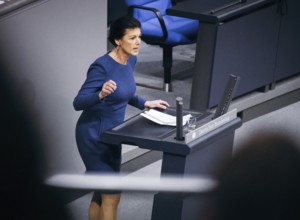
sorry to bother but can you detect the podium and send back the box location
[102,108,242,220]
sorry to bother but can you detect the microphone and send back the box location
[176,97,184,141]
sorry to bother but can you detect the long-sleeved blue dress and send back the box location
[73,53,146,174]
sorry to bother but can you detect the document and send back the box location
[140,109,191,126]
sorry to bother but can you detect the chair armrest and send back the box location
[128,5,168,41]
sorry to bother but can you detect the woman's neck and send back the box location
[110,47,128,65]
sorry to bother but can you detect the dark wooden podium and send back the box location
[102,108,242,220]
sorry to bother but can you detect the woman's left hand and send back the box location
[144,100,169,110]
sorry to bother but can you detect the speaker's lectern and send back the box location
[102,107,242,220]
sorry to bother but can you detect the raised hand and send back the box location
[99,80,117,99]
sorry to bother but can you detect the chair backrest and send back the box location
[124,0,172,22]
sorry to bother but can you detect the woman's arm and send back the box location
[73,64,106,111]
[128,96,169,110]
[144,100,169,109]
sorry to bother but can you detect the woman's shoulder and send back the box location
[85,54,111,76]
[90,53,137,70]
[92,53,112,66]
[129,56,137,63]
[128,56,137,67]
[88,53,115,72]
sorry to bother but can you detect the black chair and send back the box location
[124,0,199,92]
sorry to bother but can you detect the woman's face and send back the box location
[116,27,142,56]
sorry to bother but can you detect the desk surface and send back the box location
[101,108,242,156]
[167,0,275,23]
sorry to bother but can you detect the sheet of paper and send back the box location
[140,109,191,126]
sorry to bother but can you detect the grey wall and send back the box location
[0,0,107,176]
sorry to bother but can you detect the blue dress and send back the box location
[73,53,146,174]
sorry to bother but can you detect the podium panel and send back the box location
[102,108,242,220]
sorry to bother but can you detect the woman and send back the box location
[73,16,169,220]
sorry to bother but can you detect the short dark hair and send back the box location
[108,16,141,46]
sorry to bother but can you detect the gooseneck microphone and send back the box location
[176,97,184,141]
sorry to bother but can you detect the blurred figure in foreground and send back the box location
[0,65,71,220]
[213,133,300,220]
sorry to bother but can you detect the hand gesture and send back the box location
[99,80,117,99]
[144,100,169,110]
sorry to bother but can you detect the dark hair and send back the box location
[108,16,141,46]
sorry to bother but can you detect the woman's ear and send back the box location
[114,39,120,47]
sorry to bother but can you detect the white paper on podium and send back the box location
[140,109,192,126]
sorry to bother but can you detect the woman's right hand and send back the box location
[99,80,117,100]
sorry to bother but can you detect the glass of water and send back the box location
[187,116,197,132]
